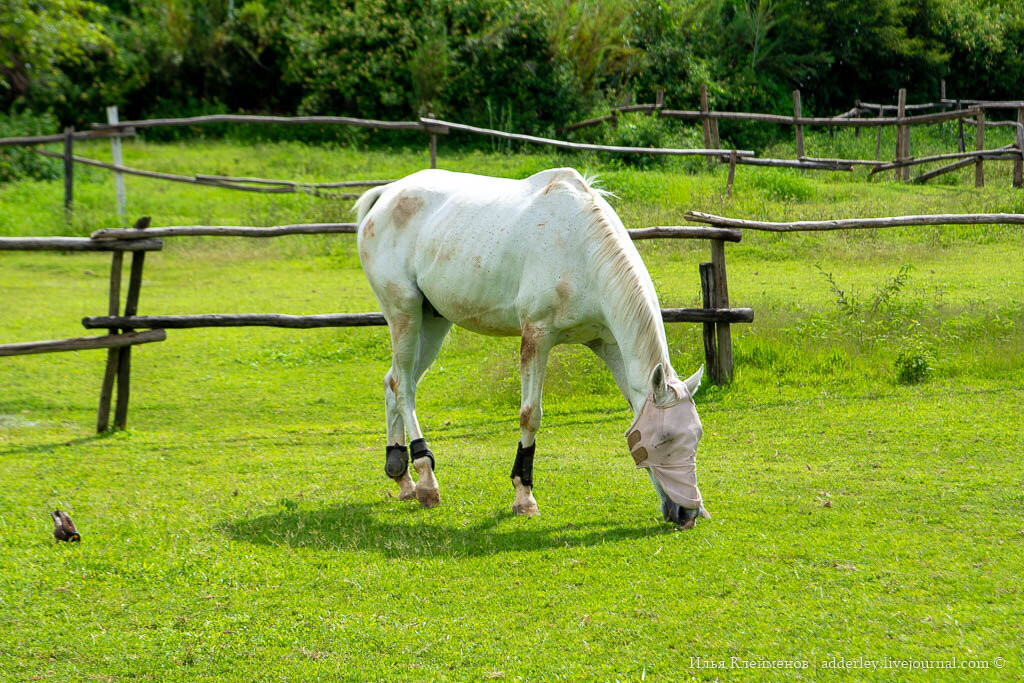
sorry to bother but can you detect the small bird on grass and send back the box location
[51,510,80,543]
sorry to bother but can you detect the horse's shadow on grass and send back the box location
[219,501,671,558]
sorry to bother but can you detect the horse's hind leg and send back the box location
[408,310,451,507]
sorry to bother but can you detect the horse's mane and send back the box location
[579,181,669,374]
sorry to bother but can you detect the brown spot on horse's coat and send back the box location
[520,405,533,430]
[389,311,411,341]
[543,180,559,195]
[363,218,375,239]
[392,195,424,228]
[555,275,571,313]
[389,375,399,394]
[521,325,539,365]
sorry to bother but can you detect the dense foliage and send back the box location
[2,0,1023,144]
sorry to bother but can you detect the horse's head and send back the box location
[626,364,711,529]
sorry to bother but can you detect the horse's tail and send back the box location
[354,184,389,224]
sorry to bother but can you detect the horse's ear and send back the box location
[649,363,669,405]
[683,365,704,397]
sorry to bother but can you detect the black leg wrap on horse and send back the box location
[409,438,435,471]
[510,441,535,488]
[384,444,408,479]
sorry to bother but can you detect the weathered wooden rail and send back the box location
[3,216,751,430]
[0,222,165,431]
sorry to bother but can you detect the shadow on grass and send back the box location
[218,501,671,558]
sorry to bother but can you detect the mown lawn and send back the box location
[1,134,1023,680]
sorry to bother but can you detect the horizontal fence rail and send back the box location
[941,99,1024,109]
[0,128,135,148]
[92,224,358,239]
[82,308,755,331]
[32,150,374,199]
[92,114,424,131]
[0,330,166,357]
[420,117,755,157]
[685,211,1024,232]
[90,223,743,242]
[656,107,980,128]
[0,236,162,251]
[869,145,1022,174]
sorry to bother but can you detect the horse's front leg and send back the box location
[512,324,553,517]
[383,369,416,501]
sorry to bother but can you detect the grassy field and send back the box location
[1,130,1023,680]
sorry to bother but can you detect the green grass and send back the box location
[2,135,1023,679]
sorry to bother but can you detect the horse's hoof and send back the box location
[416,488,440,508]
[397,488,417,502]
[512,502,540,517]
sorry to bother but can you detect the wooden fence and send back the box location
[0,217,165,431]
[2,217,752,431]
[3,81,1021,220]
[560,82,1024,188]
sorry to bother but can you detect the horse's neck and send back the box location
[595,268,672,412]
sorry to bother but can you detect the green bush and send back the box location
[894,339,935,384]
[0,111,61,183]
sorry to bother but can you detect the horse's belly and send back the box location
[416,257,520,335]
[425,286,522,336]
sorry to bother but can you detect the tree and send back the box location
[0,0,113,107]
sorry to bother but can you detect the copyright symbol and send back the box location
[994,657,1004,669]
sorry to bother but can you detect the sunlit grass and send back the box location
[2,140,1022,679]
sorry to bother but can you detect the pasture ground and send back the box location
[2,130,1023,679]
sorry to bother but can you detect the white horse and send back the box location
[355,168,710,527]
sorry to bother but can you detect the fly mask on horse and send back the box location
[355,167,710,527]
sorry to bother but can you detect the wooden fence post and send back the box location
[96,251,123,432]
[1014,106,1023,189]
[725,150,737,198]
[428,112,437,169]
[975,109,985,188]
[114,216,151,429]
[700,84,713,168]
[654,89,664,116]
[854,99,862,138]
[793,90,804,163]
[895,89,906,181]
[63,127,74,220]
[710,239,733,383]
[875,106,884,160]
[698,263,719,383]
[902,90,911,181]
[107,106,126,217]
[957,100,966,153]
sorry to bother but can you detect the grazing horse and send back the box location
[356,168,710,527]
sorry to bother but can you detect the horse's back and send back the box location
[358,168,611,337]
